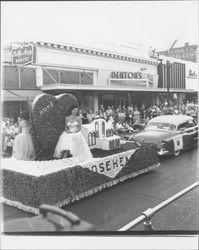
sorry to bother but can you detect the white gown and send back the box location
[12,120,35,161]
[53,121,93,161]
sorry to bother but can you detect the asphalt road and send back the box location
[2,146,198,231]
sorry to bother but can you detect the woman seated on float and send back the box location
[12,110,35,161]
[54,105,93,161]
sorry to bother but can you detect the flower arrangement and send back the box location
[31,93,78,159]
[2,143,159,214]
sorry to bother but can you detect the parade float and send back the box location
[2,93,160,214]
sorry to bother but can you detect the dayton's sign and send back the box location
[111,71,142,79]
[12,44,34,65]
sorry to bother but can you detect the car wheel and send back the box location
[174,150,181,157]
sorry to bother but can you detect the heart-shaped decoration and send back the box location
[31,93,78,157]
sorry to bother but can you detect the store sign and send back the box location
[12,44,34,65]
[148,50,159,59]
[188,69,197,78]
[111,71,142,79]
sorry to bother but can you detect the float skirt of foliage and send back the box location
[2,144,159,214]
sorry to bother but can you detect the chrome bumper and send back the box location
[157,148,169,156]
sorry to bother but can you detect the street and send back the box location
[2,146,198,231]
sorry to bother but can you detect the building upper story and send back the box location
[2,41,160,93]
[158,55,198,92]
[158,42,198,63]
[2,41,198,97]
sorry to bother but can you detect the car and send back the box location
[129,115,198,156]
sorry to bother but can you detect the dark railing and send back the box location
[118,182,199,231]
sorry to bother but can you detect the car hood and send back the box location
[132,130,175,148]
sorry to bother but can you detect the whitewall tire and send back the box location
[174,150,181,157]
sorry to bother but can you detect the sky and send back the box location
[1,1,198,51]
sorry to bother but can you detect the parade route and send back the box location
[2,146,198,232]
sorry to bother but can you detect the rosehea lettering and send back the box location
[119,157,124,167]
[106,161,111,171]
[87,150,135,178]
[99,163,105,172]
[113,159,119,169]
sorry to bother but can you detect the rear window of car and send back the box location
[177,119,195,130]
[146,122,176,131]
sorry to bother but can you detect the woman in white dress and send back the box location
[12,110,35,161]
[54,106,93,161]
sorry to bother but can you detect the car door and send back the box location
[177,119,198,149]
[186,119,198,146]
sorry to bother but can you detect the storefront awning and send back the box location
[41,84,195,93]
[2,89,44,101]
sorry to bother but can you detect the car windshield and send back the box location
[146,122,176,131]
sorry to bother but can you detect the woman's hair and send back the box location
[69,104,79,114]
[20,110,30,120]
[82,111,87,117]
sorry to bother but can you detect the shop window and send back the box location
[84,95,94,112]
[60,70,79,84]
[2,66,19,89]
[42,68,94,85]
[3,101,20,120]
[20,67,37,89]
[3,101,28,121]
[80,72,93,85]
[43,68,59,85]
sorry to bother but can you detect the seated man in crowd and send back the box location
[115,120,126,133]
[107,115,115,130]
[81,111,89,124]
[123,121,135,133]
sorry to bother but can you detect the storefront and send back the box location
[158,55,198,105]
[31,41,161,111]
[2,41,197,120]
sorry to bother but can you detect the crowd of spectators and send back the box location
[1,118,20,157]
[79,101,198,134]
[1,101,198,157]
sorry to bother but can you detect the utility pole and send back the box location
[166,60,172,106]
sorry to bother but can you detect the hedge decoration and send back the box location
[31,93,78,158]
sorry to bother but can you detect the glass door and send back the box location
[115,97,127,107]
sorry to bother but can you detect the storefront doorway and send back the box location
[101,94,114,108]
[3,101,28,121]
[115,97,126,107]
[130,92,154,107]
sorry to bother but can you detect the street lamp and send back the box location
[166,60,172,106]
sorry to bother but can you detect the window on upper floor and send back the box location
[80,72,93,85]
[43,68,59,85]
[2,66,19,89]
[20,67,37,89]
[42,67,94,85]
[60,70,79,84]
